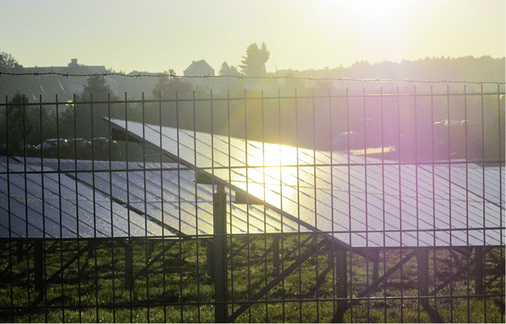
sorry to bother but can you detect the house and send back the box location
[23,58,107,75]
[10,59,117,100]
[183,60,215,77]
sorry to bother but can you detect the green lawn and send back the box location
[0,235,503,322]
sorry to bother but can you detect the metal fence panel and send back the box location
[0,85,504,322]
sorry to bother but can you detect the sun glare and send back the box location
[348,0,406,37]
[236,142,300,208]
[316,0,411,58]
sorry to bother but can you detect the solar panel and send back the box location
[107,118,505,248]
[0,156,304,239]
[1,157,164,238]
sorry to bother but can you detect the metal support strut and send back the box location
[332,247,348,322]
[213,184,227,323]
[417,248,443,323]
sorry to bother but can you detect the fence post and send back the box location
[213,184,227,323]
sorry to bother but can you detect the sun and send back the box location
[321,0,406,19]
[314,0,413,60]
[347,0,407,37]
[349,0,405,17]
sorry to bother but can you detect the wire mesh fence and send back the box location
[0,84,504,322]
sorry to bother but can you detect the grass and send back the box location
[0,235,503,322]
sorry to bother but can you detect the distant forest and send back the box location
[0,50,504,100]
[280,55,505,83]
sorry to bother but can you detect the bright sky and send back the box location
[1,0,504,74]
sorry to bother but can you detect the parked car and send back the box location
[92,137,116,146]
[34,138,68,151]
[67,138,91,149]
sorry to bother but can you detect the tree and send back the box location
[60,75,119,140]
[79,75,115,101]
[219,62,241,77]
[0,93,34,156]
[239,43,270,77]
[0,53,23,98]
[0,52,22,71]
[152,69,193,99]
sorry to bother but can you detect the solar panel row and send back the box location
[0,157,302,239]
[0,118,503,247]
[107,118,505,248]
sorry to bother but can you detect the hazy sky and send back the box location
[1,0,504,74]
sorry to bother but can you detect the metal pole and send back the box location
[417,248,443,322]
[372,250,380,283]
[417,248,429,298]
[125,240,133,290]
[213,184,227,322]
[332,247,347,322]
[474,247,484,296]
[206,239,214,282]
[16,241,23,263]
[272,234,280,276]
[34,240,44,294]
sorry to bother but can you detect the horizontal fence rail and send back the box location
[0,85,504,322]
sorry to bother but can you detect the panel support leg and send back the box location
[213,184,227,323]
[272,234,280,276]
[16,241,23,263]
[206,239,214,283]
[372,250,380,283]
[474,247,484,296]
[332,247,348,322]
[417,248,443,323]
[88,240,94,258]
[34,241,44,294]
[125,240,134,290]
[417,248,429,297]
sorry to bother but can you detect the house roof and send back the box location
[183,60,215,76]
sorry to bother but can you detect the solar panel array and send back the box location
[0,157,303,239]
[107,118,505,248]
[0,117,503,247]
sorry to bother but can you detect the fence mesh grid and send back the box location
[0,84,504,322]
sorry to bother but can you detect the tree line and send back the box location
[1,46,504,163]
